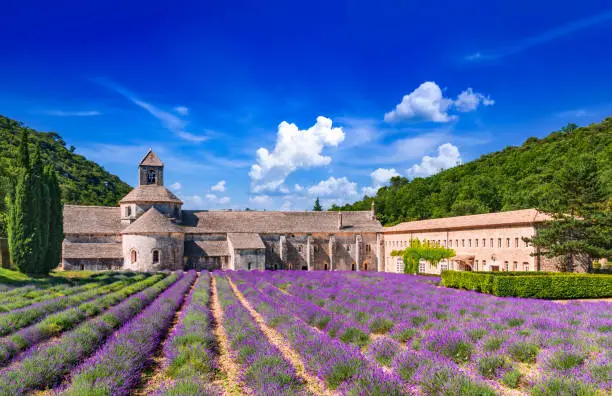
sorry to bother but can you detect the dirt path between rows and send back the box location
[135,273,200,395]
[228,277,334,396]
[211,275,245,396]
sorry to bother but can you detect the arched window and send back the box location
[147,169,156,184]
[248,262,252,270]
[351,263,355,271]
[152,250,160,264]
[364,263,368,271]
[324,263,328,270]
[126,206,132,217]
[131,250,137,264]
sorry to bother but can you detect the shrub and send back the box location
[441,271,612,299]
[483,334,506,351]
[502,368,522,389]
[327,359,362,389]
[546,349,587,371]
[508,342,539,363]
[477,355,508,379]
[369,317,394,334]
[339,327,370,347]
[393,328,418,343]
[531,377,598,396]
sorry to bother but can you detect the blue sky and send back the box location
[1,1,611,210]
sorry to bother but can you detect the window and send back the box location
[364,263,368,271]
[498,238,502,248]
[462,239,465,247]
[152,250,160,264]
[523,262,529,271]
[441,261,448,271]
[515,238,519,248]
[418,261,426,273]
[513,261,518,271]
[365,244,371,253]
[483,238,486,247]
[475,239,479,247]
[324,263,328,270]
[346,244,351,252]
[313,245,319,253]
[298,245,302,253]
[482,260,487,269]
[490,238,494,248]
[475,260,479,271]
[456,239,459,247]
[396,258,403,273]
[147,169,156,184]
[126,206,132,217]
[248,262,252,270]
[524,239,529,248]
[351,263,356,271]
[130,250,137,264]
[506,238,510,248]
[449,240,452,247]
[504,261,509,271]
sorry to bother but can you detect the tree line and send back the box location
[6,130,63,275]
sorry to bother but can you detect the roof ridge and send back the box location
[64,204,118,209]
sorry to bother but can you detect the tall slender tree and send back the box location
[43,165,63,272]
[313,197,323,211]
[7,130,37,273]
[30,146,49,273]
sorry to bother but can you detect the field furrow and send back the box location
[0,272,181,395]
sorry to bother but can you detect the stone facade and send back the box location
[62,150,384,272]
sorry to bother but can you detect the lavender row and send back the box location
[62,270,197,396]
[156,271,222,396]
[260,271,611,394]
[215,275,307,395]
[0,272,181,395]
[0,273,165,367]
[0,276,143,336]
[228,272,407,395]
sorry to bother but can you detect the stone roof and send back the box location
[181,210,382,234]
[385,209,551,233]
[119,185,183,204]
[122,207,183,234]
[63,242,123,259]
[64,205,123,235]
[184,240,229,257]
[139,149,163,167]
[228,233,265,249]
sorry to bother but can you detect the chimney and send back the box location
[337,211,343,230]
[370,201,376,220]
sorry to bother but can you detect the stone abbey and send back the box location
[62,150,552,273]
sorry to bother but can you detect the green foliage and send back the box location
[333,119,612,226]
[441,270,612,299]
[368,317,394,334]
[477,355,509,379]
[502,368,522,389]
[391,238,455,274]
[43,166,63,272]
[0,115,132,238]
[508,342,539,363]
[313,197,322,211]
[531,378,598,396]
[339,327,370,347]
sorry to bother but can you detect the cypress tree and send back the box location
[43,166,63,272]
[7,130,37,273]
[30,146,49,274]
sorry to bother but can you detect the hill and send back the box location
[333,118,612,225]
[0,115,133,237]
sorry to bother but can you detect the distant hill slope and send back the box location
[0,115,133,236]
[333,118,612,226]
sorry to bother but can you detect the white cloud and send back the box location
[280,200,292,211]
[169,182,182,191]
[279,185,290,194]
[42,110,102,117]
[384,82,493,123]
[294,184,304,192]
[361,185,380,196]
[370,168,400,186]
[249,116,345,192]
[174,106,189,116]
[211,180,226,192]
[407,143,462,178]
[249,195,273,208]
[182,195,204,209]
[454,88,495,112]
[384,82,455,123]
[201,193,231,205]
[307,176,359,200]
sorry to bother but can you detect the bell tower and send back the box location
[138,149,164,186]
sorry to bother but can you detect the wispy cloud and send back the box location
[41,110,102,117]
[95,79,208,142]
[466,10,612,61]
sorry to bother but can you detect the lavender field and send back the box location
[0,270,609,395]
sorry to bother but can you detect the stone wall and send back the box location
[233,249,265,270]
[122,233,184,271]
[0,238,10,269]
[63,258,123,271]
[65,234,121,243]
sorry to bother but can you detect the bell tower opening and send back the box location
[138,149,164,186]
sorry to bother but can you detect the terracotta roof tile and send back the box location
[181,210,382,233]
[227,233,265,249]
[63,205,123,235]
[122,207,183,234]
[139,149,163,167]
[119,185,182,204]
[63,242,123,259]
[385,209,551,233]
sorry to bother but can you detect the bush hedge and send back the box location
[441,271,612,299]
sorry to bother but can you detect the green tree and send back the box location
[313,197,323,211]
[30,146,49,273]
[7,130,37,273]
[43,165,63,272]
[526,156,610,272]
